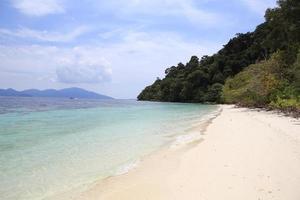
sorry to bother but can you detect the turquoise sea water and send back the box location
[0,97,218,200]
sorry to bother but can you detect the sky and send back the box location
[0,0,277,99]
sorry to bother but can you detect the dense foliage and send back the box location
[137,0,300,113]
[223,51,300,110]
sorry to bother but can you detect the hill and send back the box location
[137,0,300,114]
[0,87,113,99]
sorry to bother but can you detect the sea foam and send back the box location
[115,160,140,175]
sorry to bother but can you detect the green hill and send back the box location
[137,0,300,114]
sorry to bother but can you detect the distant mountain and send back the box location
[0,87,113,99]
[0,88,31,97]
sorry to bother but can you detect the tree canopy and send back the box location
[137,0,300,114]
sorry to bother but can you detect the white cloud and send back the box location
[97,0,222,27]
[12,0,64,16]
[55,48,112,83]
[56,64,111,84]
[178,1,219,26]
[0,26,90,42]
[0,45,112,84]
[241,0,277,15]
[0,30,222,97]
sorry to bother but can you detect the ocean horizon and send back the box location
[0,97,218,200]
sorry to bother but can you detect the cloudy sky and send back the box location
[0,0,276,98]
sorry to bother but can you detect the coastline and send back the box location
[72,105,300,199]
[45,104,221,200]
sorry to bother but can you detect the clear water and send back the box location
[0,97,218,200]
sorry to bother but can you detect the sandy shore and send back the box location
[75,105,300,200]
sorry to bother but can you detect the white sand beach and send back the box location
[75,105,300,200]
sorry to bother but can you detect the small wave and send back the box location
[114,160,140,176]
[170,107,222,149]
[170,132,202,148]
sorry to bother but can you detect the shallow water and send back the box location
[0,97,218,200]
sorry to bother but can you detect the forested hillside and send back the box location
[137,0,300,114]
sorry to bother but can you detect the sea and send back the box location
[0,97,219,200]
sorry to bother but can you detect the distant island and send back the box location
[0,87,113,100]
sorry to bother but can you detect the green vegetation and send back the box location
[223,52,285,106]
[223,50,300,112]
[137,0,300,115]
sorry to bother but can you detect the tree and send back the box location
[137,0,300,114]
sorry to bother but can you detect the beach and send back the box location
[75,105,300,200]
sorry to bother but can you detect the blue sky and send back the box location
[0,0,276,98]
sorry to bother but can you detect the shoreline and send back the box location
[110,105,222,178]
[64,105,300,199]
[75,107,221,200]
[48,105,221,200]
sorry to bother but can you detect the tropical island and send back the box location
[138,0,299,116]
[0,0,300,200]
